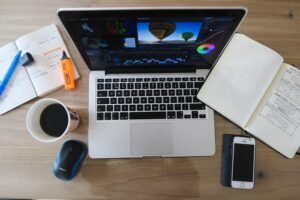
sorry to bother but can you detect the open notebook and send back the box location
[0,24,80,115]
[198,33,300,158]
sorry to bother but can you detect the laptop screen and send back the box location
[58,8,246,71]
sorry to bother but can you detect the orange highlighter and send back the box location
[60,51,75,90]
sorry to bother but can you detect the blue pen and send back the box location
[0,51,22,96]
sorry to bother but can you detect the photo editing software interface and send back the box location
[64,15,236,69]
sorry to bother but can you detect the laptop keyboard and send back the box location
[96,76,206,120]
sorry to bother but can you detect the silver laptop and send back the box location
[58,7,247,158]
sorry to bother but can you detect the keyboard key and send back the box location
[144,78,150,82]
[154,90,160,96]
[169,90,175,96]
[137,105,143,111]
[177,111,183,119]
[156,97,162,103]
[178,97,184,103]
[192,111,198,118]
[157,83,164,88]
[97,79,104,82]
[175,77,181,81]
[167,78,173,81]
[190,104,201,110]
[126,98,132,104]
[109,91,115,96]
[124,90,130,96]
[150,83,156,89]
[107,105,113,111]
[128,78,135,82]
[200,114,206,118]
[160,104,166,110]
[121,78,127,82]
[105,79,112,82]
[113,79,119,83]
[130,112,166,119]
[112,112,119,120]
[193,97,200,103]
[122,105,128,111]
[116,90,122,96]
[118,98,124,104]
[97,84,104,90]
[141,97,147,103]
[184,115,191,119]
[145,105,151,111]
[139,90,145,96]
[184,89,190,95]
[114,105,121,111]
[148,97,155,103]
[200,104,206,110]
[152,104,158,110]
[97,113,104,120]
[163,97,169,103]
[131,90,138,96]
[186,97,192,103]
[146,90,152,96]
[190,77,196,81]
[176,90,182,96]
[191,89,198,96]
[180,82,186,88]
[183,77,188,81]
[105,84,111,89]
[135,83,141,89]
[128,83,134,89]
[120,83,126,89]
[172,82,178,88]
[110,98,117,104]
[187,82,193,88]
[167,111,176,119]
[171,97,177,103]
[120,112,129,120]
[97,98,109,104]
[97,105,105,112]
[159,78,165,81]
[165,83,171,88]
[151,78,158,82]
[105,113,111,120]
[133,97,139,103]
[167,104,174,110]
[142,83,149,89]
[97,91,107,97]
[175,104,181,110]
[195,82,203,88]
[161,90,168,96]
[182,104,189,110]
[198,77,204,81]
[130,105,136,111]
[136,78,143,82]
[112,83,119,89]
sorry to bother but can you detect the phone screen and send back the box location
[232,144,254,182]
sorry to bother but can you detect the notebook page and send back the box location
[15,24,79,96]
[197,34,283,128]
[245,64,300,158]
[0,43,36,115]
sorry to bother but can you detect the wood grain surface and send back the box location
[0,0,299,199]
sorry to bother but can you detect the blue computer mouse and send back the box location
[53,140,87,181]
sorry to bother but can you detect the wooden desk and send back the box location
[0,0,299,199]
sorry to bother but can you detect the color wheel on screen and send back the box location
[197,44,216,54]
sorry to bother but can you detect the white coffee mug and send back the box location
[26,98,80,143]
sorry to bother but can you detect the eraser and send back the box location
[20,52,34,66]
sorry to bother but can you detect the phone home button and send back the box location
[240,182,245,187]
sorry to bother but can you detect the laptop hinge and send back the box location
[105,65,197,74]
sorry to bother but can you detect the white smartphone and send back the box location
[231,136,255,189]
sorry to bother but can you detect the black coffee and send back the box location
[40,103,68,137]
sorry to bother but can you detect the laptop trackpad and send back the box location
[131,123,173,156]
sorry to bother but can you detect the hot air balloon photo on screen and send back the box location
[149,22,176,42]
[138,22,202,45]
[181,32,194,42]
